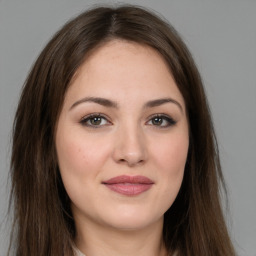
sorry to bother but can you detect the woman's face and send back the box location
[56,40,189,231]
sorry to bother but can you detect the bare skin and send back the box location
[56,40,188,256]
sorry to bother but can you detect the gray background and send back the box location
[0,0,255,255]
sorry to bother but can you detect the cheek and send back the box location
[150,132,189,202]
[55,126,109,204]
[55,129,112,206]
[58,141,86,175]
[152,132,188,174]
[56,127,110,178]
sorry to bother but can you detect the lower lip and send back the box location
[104,183,153,196]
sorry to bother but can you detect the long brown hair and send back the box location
[10,5,236,256]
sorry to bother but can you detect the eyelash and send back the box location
[146,114,176,128]
[80,113,111,128]
[79,113,176,128]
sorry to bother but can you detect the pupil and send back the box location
[153,117,162,125]
[92,117,101,125]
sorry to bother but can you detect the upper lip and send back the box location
[102,175,154,184]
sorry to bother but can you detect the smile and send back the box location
[102,175,154,196]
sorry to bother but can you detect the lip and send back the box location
[102,175,154,196]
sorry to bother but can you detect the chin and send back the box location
[99,207,164,231]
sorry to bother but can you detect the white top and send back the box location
[73,246,177,256]
[73,246,86,256]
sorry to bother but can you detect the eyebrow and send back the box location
[143,98,183,112]
[69,97,183,112]
[70,97,118,110]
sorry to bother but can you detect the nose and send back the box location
[112,124,148,167]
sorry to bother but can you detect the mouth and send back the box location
[102,175,154,196]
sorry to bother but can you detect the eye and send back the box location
[80,114,111,127]
[146,114,176,128]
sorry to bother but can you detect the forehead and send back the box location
[65,40,185,108]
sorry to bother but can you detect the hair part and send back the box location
[10,5,235,256]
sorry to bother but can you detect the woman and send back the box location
[9,5,236,256]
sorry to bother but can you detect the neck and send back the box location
[75,217,167,256]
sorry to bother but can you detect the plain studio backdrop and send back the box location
[0,0,255,255]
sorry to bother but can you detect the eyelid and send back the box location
[79,113,176,128]
[146,113,177,127]
[79,113,112,127]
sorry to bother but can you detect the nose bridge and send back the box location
[113,121,147,166]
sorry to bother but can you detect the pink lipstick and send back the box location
[102,175,154,196]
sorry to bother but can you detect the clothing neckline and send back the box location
[73,246,86,256]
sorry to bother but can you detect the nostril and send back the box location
[121,158,145,167]
[112,135,148,166]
